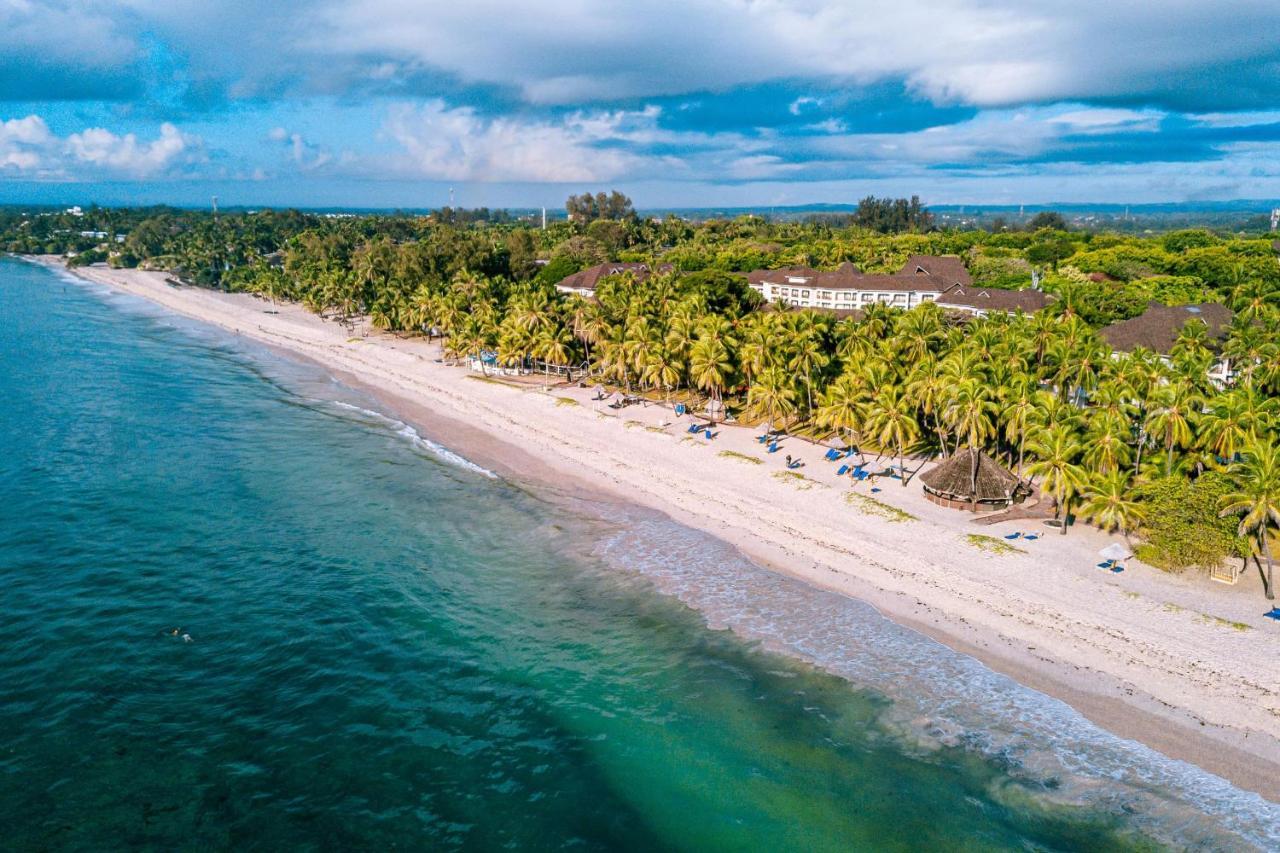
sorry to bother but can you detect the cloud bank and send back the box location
[0,0,1278,202]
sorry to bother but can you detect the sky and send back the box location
[2,0,1280,209]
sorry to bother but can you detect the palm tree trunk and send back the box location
[1060,493,1070,535]
[969,444,979,512]
[1262,531,1275,601]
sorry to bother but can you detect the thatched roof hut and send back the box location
[920,449,1020,511]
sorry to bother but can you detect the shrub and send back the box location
[1135,473,1247,572]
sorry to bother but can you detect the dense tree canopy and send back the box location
[10,201,1280,593]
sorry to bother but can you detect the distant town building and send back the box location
[745,255,1049,316]
[1099,302,1235,386]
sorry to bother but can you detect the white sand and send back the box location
[42,259,1280,800]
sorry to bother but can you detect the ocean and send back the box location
[1,257,1276,850]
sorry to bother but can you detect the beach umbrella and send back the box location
[1099,543,1132,562]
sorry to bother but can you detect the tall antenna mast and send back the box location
[541,206,547,230]
[211,195,218,218]
[449,187,455,208]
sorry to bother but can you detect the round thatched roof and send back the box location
[920,449,1019,501]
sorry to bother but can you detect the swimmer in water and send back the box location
[169,628,182,637]
[182,634,192,643]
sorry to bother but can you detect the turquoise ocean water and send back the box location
[1,257,1277,850]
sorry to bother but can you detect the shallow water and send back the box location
[1,258,1276,850]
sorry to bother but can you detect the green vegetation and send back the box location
[845,492,917,523]
[1134,474,1247,572]
[554,396,579,407]
[10,195,1280,599]
[718,450,764,465]
[965,533,1024,555]
[772,470,821,489]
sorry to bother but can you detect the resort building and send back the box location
[1099,302,1235,386]
[554,262,671,297]
[745,255,1049,316]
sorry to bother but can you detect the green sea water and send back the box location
[1,258,1275,850]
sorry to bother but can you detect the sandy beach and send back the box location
[37,257,1280,802]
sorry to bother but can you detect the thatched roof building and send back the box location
[920,449,1020,510]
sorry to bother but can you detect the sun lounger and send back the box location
[767,442,779,453]
[837,465,849,476]
[1004,532,1022,540]
[757,434,769,444]
[1264,608,1280,621]
[675,403,686,415]
[870,487,882,493]
[824,449,840,462]
[1023,533,1039,541]
[1097,560,1115,570]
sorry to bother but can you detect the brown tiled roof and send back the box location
[1099,302,1233,355]
[555,262,671,291]
[746,266,817,285]
[899,254,972,285]
[746,254,971,293]
[934,285,1052,313]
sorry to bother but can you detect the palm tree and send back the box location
[815,373,866,456]
[1220,439,1280,601]
[941,378,998,510]
[1144,382,1203,477]
[787,328,829,418]
[864,386,921,485]
[1026,425,1087,534]
[1079,470,1146,546]
[1000,379,1038,481]
[745,366,797,437]
[688,334,732,424]
[1083,412,1133,476]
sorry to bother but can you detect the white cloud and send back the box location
[304,0,1280,110]
[0,116,204,179]
[379,100,666,182]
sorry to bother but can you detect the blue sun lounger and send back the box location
[1004,532,1022,540]
[824,448,841,462]
[1023,533,1040,541]
[674,403,686,415]
[687,423,702,433]
[757,433,769,444]
[767,441,780,453]
[837,465,850,476]
[1264,608,1280,621]
[704,429,715,440]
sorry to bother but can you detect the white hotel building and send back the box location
[746,255,1050,317]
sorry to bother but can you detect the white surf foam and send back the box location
[595,514,1280,850]
[329,400,497,479]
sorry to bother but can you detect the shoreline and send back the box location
[29,256,1280,804]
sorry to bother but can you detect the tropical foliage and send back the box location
[12,200,1280,592]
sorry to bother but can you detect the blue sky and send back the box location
[2,0,1280,208]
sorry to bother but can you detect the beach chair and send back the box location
[1023,533,1040,541]
[1264,608,1280,621]
[1003,532,1022,540]
[675,403,686,416]
[824,448,840,462]
[686,423,699,433]
[837,465,850,476]
[767,442,780,454]
[757,434,769,444]
[870,486,882,493]
[1097,560,1115,570]
[704,430,716,440]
